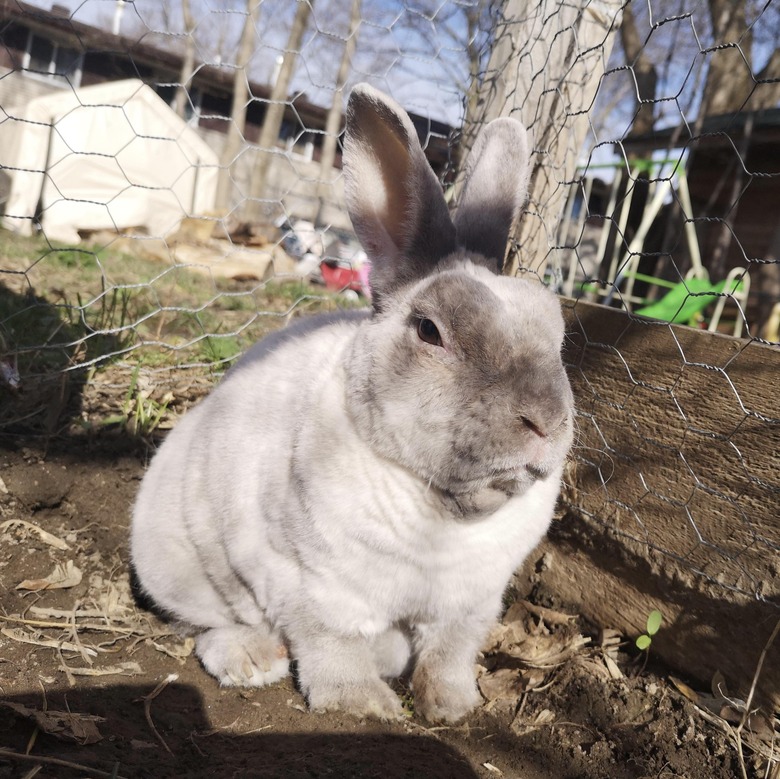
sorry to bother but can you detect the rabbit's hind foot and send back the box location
[196,624,290,687]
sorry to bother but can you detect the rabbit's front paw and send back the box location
[412,663,481,723]
[307,677,404,721]
[196,625,289,687]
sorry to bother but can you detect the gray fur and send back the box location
[131,83,574,724]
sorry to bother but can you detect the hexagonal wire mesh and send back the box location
[0,0,778,622]
[480,0,780,613]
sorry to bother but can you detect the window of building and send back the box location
[279,120,315,163]
[22,30,83,86]
[155,82,203,126]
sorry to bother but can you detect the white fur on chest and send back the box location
[289,465,558,637]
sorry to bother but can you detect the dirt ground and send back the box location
[0,399,763,779]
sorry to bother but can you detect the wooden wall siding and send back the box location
[552,297,780,709]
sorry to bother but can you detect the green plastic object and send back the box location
[634,278,735,325]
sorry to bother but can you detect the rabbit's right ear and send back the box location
[453,118,531,273]
[343,84,457,309]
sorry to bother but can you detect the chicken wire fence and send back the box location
[0,0,778,612]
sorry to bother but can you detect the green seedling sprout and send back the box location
[636,609,663,651]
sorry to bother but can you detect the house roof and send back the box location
[1,0,312,117]
[0,0,455,144]
[621,107,780,155]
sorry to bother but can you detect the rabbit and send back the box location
[130,83,574,724]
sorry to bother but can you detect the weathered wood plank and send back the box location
[551,298,780,709]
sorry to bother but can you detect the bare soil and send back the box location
[0,424,754,779]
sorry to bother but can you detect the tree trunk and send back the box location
[707,113,753,281]
[468,0,624,277]
[215,0,261,212]
[701,0,753,117]
[750,48,780,110]
[247,0,315,221]
[457,2,490,166]
[698,0,767,281]
[172,0,197,120]
[314,0,361,227]
[619,2,657,138]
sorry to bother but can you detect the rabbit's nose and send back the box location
[513,361,574,438]
[521,415,547,438]
[520,407,571,439]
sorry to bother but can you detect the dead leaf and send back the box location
[478,668,528,703]
[17,560,82,591]
[482,624,506,653]
[671,676,777,742]
[146,637,195,662]
[479,666,549,704]
[131,739,158,750]
[2,702,104,744]
[571,655,611,681]
[739,711,778,742]
[603,653,624,680]
[482,619,528,653]
[0,519,70,550]
[519,600,578,626]
[503,601,531,624]
[711,670,729,699]
[512,707,555,735]
[504,632,590,667]
[670,676,700,704]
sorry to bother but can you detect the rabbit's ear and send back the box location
[344,84,456,308]
[453,118,531,272]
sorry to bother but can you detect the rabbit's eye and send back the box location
[417,318,443,347]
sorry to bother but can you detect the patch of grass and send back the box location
[46,246,98,270]
[0,226,366,432]
[95,365,174,439]
[4,231,274,368]
[198,334,243,365]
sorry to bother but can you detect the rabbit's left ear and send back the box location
[343,84,457,308]
[453,118,531,272]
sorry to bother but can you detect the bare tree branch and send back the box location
[247,0,316,218]
[172,0,197,119]
[315,0,361,226]
[619,2,658,137]
[215,0,261,211]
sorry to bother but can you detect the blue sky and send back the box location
[49,0,478,126]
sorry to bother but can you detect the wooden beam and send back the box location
[547,298,780,710]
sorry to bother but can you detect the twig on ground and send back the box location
[735,618,780,779]
[1,626,97,657]
[56,644,76,687]
[739,618,780,733]
[137,673,179,755]
[188,730,208,757]
[0,748,127,779]
[68,600,94,666]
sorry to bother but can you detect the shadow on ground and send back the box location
[0,683,479,779]
[0,281,131,437]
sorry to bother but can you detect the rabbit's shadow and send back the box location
[0,682,479,778]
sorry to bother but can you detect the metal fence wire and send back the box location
[0,0,778,617]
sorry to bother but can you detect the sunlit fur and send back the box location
[131,84,575,723]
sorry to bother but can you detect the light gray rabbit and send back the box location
[131,83,574,723]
